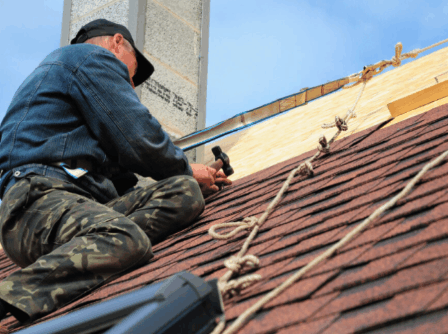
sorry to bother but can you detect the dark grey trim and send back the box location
[129,0,148,99]
[60,0,72,47]
[196,0,211,163]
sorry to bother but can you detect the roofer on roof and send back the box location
[0,19,231,324]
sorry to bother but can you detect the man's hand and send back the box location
[190,164,232,197]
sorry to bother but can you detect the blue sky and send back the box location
[1,1,448,128]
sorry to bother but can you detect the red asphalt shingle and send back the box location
[2,104,448,333]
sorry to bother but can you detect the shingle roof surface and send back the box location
[2,104,448,333]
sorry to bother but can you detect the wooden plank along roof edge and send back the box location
[1,101,448,333]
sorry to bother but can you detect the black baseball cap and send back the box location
[70,19,154,87]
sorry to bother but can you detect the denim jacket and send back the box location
[0,44,192,203]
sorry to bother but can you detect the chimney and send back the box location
[60,0,210,166]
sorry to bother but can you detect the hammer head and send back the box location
[212,146,234,176]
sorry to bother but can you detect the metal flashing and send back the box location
[196,0,211,163]
[60,0,72,47]
[128,0,148,100]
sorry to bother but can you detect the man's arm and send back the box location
[70,48,192,180]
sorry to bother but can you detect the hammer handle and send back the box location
[209,159,224,172]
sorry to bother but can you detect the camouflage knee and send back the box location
[172,175,205,218]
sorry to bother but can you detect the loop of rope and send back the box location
[392,42,403,67]
[208,216,259,240]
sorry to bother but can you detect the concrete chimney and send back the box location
[60,0,209,168]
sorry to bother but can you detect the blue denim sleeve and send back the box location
[69,49,193,180]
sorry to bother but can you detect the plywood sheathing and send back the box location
[204,46,448,181]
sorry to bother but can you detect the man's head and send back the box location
[70,19,154,88]
[85,34,138,89]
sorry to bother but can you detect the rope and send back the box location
[208,80,366,333]
[414,36,448,55]
[321,81,366,131]
[220,149,448,334]
[344,38,448,89]
[209,217,259,240]
[208,39,448,334]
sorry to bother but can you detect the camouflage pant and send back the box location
[0,174,204,322]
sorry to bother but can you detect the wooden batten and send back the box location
[387,79,448,118]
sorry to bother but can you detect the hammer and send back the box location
[209,146,234,190]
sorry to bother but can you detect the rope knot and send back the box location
[219,274,262,298]
[361,66,376,82]
[335,116,348,131]
[317,135,330,154]
[224,255,259,272]
[299,161,314,176]
[392,42,403,67]
[391,57,401,67]
[242,216,259,228]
